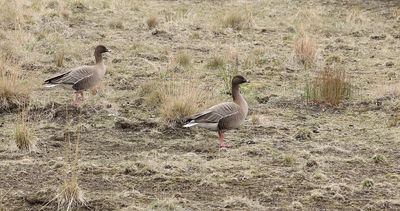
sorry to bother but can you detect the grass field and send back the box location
[0,0,400,210]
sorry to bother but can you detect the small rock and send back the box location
[385,61,394,67]
[295,128,312,140]
[306,160,318,168]
[370,34,386,40]
[112,58,122,63]
[51,142,62,148]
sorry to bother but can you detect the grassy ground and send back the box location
[1,0,400,210]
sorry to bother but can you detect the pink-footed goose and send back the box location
[44,45,110,106]
[183,75,249,149]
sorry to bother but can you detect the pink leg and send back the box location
[218,131,231,149]
[72,92,83,107]
[79,92,84,101]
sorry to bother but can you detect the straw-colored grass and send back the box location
[294,33,317,68]
[304,67,351,106]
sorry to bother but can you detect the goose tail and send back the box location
[183,120,198,128]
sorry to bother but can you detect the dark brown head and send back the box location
[232,75,249,86]
[94,45,109,55]
[94,45,110,63]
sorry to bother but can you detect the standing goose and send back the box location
[44,45,110,106]
[183,75,249,149]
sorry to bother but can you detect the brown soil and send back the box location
[1,0,400,210]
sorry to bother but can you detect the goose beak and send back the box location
[246,80,250,83]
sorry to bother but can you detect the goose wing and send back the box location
[186,102,240,124]
[44,65,94,85]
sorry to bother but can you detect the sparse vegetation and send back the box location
[57,176,86,210]
[146,15,158,29]
[0,59,30,112]
[294,33,317,68]
[109,20,124,29]
[304,67,351,106]
[159,82,212,124]
[0,0,399,210]
[54,47,65,67]
[141,79,215,124]
[372,154,386,164]
[218,53,239,93]
[206,56,225,70]
[282,154,296,166]
[57,121,86,210]
[14,110,35,152]
[149,197,183,211]
[220,10,252,30]
[362,179,374,189]
[174,52,191,67]
[15,121,35,151]
[387,113,400,127]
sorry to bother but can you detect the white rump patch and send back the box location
[183,121,198,128]
[44,84,58,88]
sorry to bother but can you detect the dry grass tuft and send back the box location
[54,47,65,67]
[304,67,351,106]
[294,33,317,68]
[146,15,158,29]
[0,1,29,30]
[387,114,400,127]
[149,197,184,211]
[362,179,374,189]
[57,176,86,210]
[0,59,30,112]
[56,119,86,210]
[15,120,35,152]
[207,56,225,70]
[160,82,211,123]
[141,79,214,124]
[174,52,191,67]
[223,196,264,210]
[221,10,252,30]
[109,20,124,29]
[372,154,386,164]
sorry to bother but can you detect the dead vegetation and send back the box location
[174,51,191,68]
[304,67,351,106]
[14,112,35,152]
[141,79,214,124]
[220,9,253,30]
[0,59,30,112]
[0,0,399,210]
[56,121,86,210]
[146,15,159,29]
[294,32,317,68]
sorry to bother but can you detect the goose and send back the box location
[183,75,249,149]
[44,45,110,106]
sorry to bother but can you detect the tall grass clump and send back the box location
[160,82,212,123]
[141,80,214,124]
[304,67,351,106]
[221,10,252,30]
[56,115,86,210]
[294,33,317,69]
[146,15,158,29]
[0,1,29,30]
[174,52,191,67]
[0,59,30,112]
[15,111,36,152]
[207,56,225,70]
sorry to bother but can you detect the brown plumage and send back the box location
[44,45,109,106]
[183,75,249,148]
